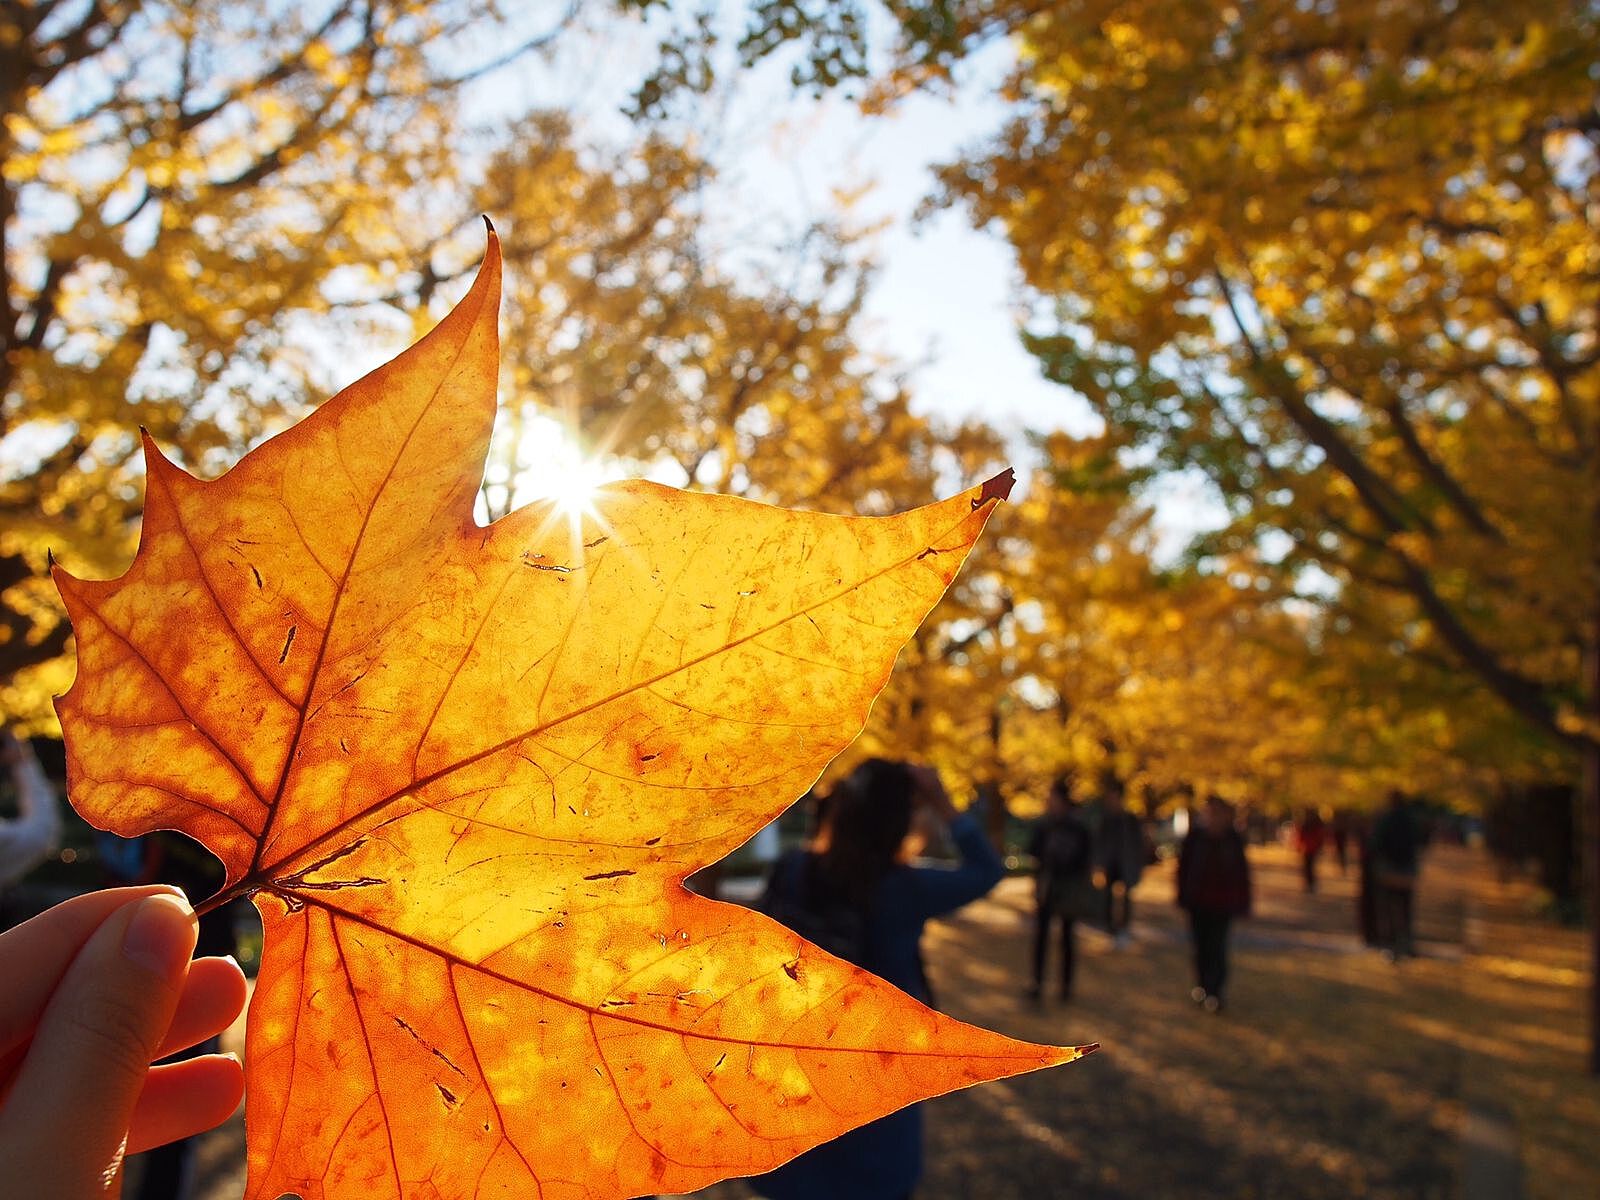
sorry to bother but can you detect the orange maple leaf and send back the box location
[54,228,1085,1200]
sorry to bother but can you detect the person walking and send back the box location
[1176,796,1252,1013]
[1094,778,1144,947]
[751,758,1004,1200]
[1293,807,1327,893]
[1027,777,1095,1004]
[1330,808,1352,876]
[1369,790,1422,960]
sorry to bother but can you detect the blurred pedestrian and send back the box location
[1176,796,1252,1013]
[0,731,60,928]
[1027,776,1095,1004]
[1094,778,1144,948]
[751,758,1004,1200]
[1293,807,1326,893]
[1370,790,1422,960]
[1354,811,1378,945]
[1330,808,1351,875]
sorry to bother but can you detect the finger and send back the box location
[126,1054,244,1154]
[0,893,196,1194]
[0,907,236,1105]
[0,885,187,1060]
[156,956,248,1060]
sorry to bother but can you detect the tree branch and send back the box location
[1275,311,1502,538]
[1214,266,1421,536]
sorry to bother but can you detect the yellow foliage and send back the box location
[5,2,591,720]
[904,0,1599,789]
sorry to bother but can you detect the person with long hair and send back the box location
[751,758,1004,1200]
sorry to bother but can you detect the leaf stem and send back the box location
[194,881,260,918]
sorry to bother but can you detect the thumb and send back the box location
[0,892,196,1197]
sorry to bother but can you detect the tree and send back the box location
[2,0,1012,812]
[1,0,577,723]
[857,431,1329,826]
[672,0,1600,1066]
[953,0,1600,1066]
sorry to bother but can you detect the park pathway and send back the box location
[178,841,1597,1200]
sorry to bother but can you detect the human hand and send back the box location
[0,886,247,1198]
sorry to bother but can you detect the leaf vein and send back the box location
[153,466,297,707]
[329,912,405,1200]
[252,283,487,868]
[64,593,269,810]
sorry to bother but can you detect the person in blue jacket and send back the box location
[751,757,1005,1200]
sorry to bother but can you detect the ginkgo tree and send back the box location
[0,0,581,722]
[929,435,1342,818]
[43,229,1085,1200]
[948,0,1600,1067]
[654,0,1598,760]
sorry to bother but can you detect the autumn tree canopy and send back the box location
[979,2,1596,766]
[0,0,579,720]
[1,3,1015,747]
[15,0,1593,824]
[662,0,1599,774]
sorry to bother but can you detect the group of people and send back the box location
[1028,779,1253,1013]
[1025,778,1143,1004]
[747,763,1263,1198]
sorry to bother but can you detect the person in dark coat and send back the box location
[750,758,1004,1200]
[1027,776,1095,1003]
[1369,789,1422,960]
[1094,778,1144,947]
[1330,808,1352,875]
[1176,796,1252,1013]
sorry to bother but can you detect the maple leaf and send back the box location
[53,227,1086,1200]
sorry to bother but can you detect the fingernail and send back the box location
[121,893,196,976]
